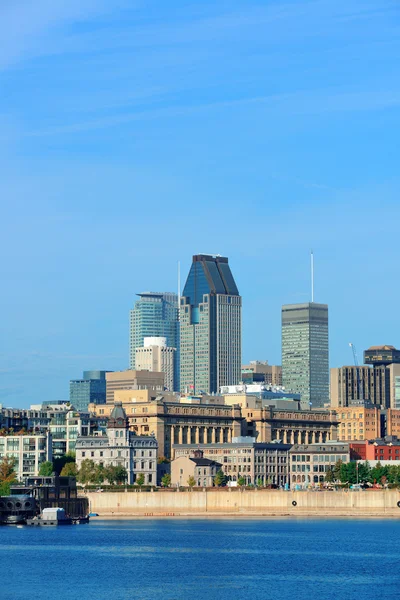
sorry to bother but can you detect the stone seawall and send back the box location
[86,490,400,517]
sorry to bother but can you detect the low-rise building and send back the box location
[0,432,52,480]
[171,450,221,487]
[350,437,400,461]
[173,438,291,486]
[75,403,157,485]
[289,442,350,488]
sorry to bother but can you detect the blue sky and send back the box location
[1,0,399,407]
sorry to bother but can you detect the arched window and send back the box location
[116,431,119,438]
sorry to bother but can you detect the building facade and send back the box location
[75,403,158,485]
[289,442,350,487]
[69,370,109,412]
[180,254,242,394]
[282,303,329,407]
[105,370,165,404]
[335,405,381,441]
[129,292,178,388]
[135,337,176,392]
[242,361,282,386]
[173,438,291,486]
[350,437,400,461]
[0,432,52,480]
[171,450,221,487]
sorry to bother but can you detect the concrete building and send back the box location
[330,366,374,408]
[171,450,222,487]
[282,303,329,408]
[69,370,109,412]
[242,361,282,386]
[331,361,400,409]
[135,337,176,392]
[0,432,52,480]
[289,442,350,487]
[105,370,165,404]
[173,438,291,486]
[76,403,158,485]
[180,254,242,395]
[129,292,178,387]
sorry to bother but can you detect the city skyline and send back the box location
[1,1,400,406]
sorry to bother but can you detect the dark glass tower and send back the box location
[281,303,329,408]
[180,254,241,394]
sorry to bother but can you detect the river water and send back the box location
[1,518,399,600]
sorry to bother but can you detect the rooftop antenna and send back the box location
[311,250,314,303]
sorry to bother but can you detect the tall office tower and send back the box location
[135,337,176,392]
[364,346,400,409]
[180,254,242,394]
[69,370,109,412]
[129,292,179,388]
[330,366,373,408]
[281,303,329,408]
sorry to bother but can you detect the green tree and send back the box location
[325,468,334,483]
[114,466,127,485]
[161,473,171,487]
[38,461,54,476]
[157,456,170,464]
[0,456,17,496]
[77,459,98,486]
[104,465,127,485]
[187,475,196,488]
[214,469,226,487]
[53,451,76,475]
[237,476,246,487]
[333,459,343,481]
[60,461,78,477]
[256,478,263,488]
[135,473,145,488]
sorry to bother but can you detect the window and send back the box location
[82,452,85,457]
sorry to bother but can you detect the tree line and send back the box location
[326,460,400,486]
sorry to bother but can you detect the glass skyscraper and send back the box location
[281,303,329,408]
[69,370,109,412]
[180,254,241,394]
[129,292,179,388]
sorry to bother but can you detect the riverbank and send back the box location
[86,489,400,518]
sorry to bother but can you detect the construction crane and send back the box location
[349,343,364,401]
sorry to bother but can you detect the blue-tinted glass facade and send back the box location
[129,292,179,390]
[180,255,241,394]
[69,371,108,412]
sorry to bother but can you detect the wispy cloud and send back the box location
[0,0,133,70]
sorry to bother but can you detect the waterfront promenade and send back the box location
[86,489,400,518]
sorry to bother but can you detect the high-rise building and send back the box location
[69,370,109,412]
[282,303,329,408]
[135,337,176,392]
[330,366,374,408]
[129,292,179,388]
[180,254,241,394]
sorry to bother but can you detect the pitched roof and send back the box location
[190,457,222,467]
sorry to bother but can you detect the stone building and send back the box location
[173,438,291,486]
[241,406,338,445]
[89,393,243,459]
[289,442,350,488]
[171,450,221,487]
[89,393,338,460]
[76,403,158,485]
